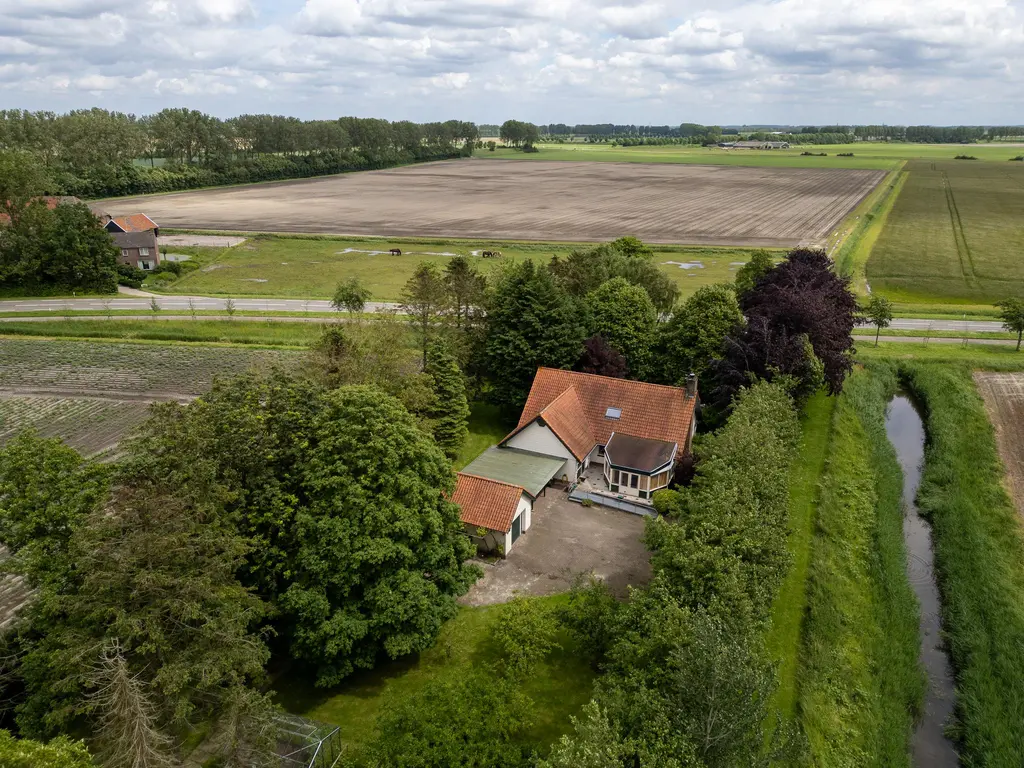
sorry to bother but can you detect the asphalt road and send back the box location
[0,296,1007,334]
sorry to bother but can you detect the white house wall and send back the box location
[517,494,532,532]
[505,422,579,482]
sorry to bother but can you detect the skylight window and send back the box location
[605,407,622,419]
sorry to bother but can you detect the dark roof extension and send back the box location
[605,432,677,473]
[111,230,157,249]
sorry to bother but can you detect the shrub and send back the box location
[801,151,828,156]
[116,263,146,289]
[954,154,978,160]
[150,270,177,283]
[1010,155,1024,161]
[837,152,854,157]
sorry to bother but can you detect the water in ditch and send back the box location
[884,394,959,767]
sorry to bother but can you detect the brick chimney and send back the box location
[685,373,697,399]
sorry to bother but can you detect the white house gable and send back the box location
[504,421,579,482]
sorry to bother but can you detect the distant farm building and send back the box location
[719,140,790,149]
[93,211,162,271]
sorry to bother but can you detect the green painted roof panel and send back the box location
[461,447,565,498]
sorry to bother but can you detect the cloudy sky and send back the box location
[2,0,1022,125]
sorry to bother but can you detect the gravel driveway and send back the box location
[460,491,652,606]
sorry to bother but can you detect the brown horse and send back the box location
[481,250,493,257]
[389,248,402,256]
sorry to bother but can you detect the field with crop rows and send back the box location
[0,338,300,397]
[867,160,1024,304]
[0,395,153,457]
[106,159,883,249]
[974,372,1024,518]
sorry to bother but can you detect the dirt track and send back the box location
[974,372,1024,517]
[106,159,884,247]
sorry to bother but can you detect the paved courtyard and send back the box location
[460,490,652,607]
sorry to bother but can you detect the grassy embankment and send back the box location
[867,159,1024,307]
[901,362,1024,763]
[766,391,835,723]
[796,365,923,766]
[455,402,512,470]
[155,233,758,303]
[275,594,595,759]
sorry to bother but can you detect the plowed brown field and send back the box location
[106,159,885,247]
[974,372,1024,517]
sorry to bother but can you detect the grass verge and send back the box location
[902,362,1024,763]
[797,365,923,766]
[274,594,596,758]
[0,319,324,346]
[766,390,835,722]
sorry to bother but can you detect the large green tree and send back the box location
[15,434,269,740]
[425,339,470,459]
[655,284,743,384]
[585,277,658,378]
[281,385,477,685]
[130,375,478,688]
[481,261,587,411]
[0,432,109,586]
[734,249,775,298]
[549,240,679,313]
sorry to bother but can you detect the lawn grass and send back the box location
[455,402,513,470]
[901,362,1024,763]
[797,365,923,767]
[766,391,836,723]
[274,594,596,758]
[867,159,1024,305]
[0,319,324,346]
[158,234,758,302]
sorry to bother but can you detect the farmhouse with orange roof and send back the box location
[451,368,698,555]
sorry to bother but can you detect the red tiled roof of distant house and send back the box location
[111,214,158,232]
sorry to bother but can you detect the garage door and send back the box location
[510,514,522,545]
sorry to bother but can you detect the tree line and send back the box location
[0,109,479,198]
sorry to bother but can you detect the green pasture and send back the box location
[477,141,1023,170]
[157,234,756,302]
[0,319,324,346]
[275,594,596,758]
[866,159,1024,305]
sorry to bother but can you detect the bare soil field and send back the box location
[974,372,1024,517]
[106,159,885,248]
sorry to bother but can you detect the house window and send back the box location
[121,249,129,258]
[640,490,648,499]
[597,445,605,456]
[605,407,622,419]
[630,474,639,489]
[611,469,619,484]
[139,261,152,271]
[139,247,150,256]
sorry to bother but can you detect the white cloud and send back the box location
[0,0,1020,123]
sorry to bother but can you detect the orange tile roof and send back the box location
[452,473,524,532]
[112,214,158,232]
[536,387,596,461]
[0,196,75,225]
[507,368,696,457]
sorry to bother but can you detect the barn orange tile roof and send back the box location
[506,368,696,458]
[0,196,77,225]
[112,213,158,232]
[452,473,523,532]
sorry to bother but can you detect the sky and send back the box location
[1,0,1022,126]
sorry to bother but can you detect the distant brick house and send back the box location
[99,213,161,271]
